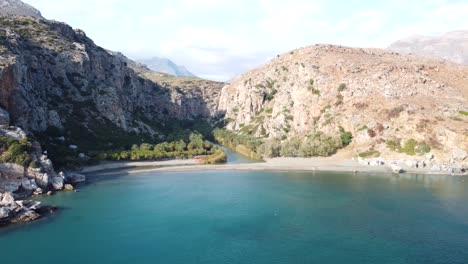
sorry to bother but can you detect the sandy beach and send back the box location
[77,157,458,176]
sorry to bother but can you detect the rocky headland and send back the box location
[218,44,467,174]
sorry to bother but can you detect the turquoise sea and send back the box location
[1,160,468,263]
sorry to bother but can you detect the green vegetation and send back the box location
[358,150,381,158]
[460,110,468,116]
[307,79,320,95]
[265,89,278,101]
[203,148,227,164]
[339,127,353,146]
[258,128,352,158]
[98,133,225,164]
[386,139,399,151]
[213,128,262,160]
[0,137,35,167]
[36,112,219,168]
[398,139,417,156]
[266,79,276,89]
[338,83,346,92]
[357,125,368,132]
[386,138,431,156]
[417,143,431,154]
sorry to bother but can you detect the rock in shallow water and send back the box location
[0,192,58,226]
[66,173,86,184]
[50,177,64,190]
[391,164,404,174]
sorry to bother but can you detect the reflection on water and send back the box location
[216,144,260,164]
[1,170,467,264]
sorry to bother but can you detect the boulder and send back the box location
[452,148,467,161]
[69,145,78,150]
[0,207,12,221]
[39,157,57,177]
[66,173,86,184]
[11,209,40,223]
[450,164,463,174]
[20,179,38,193]
[64,184,74,191]
[33,172,50,189]
[391,164,404,174]
[33,188,43,196]
[0,192,15,206]
[50,177,64,190]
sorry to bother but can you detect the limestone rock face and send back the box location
[219,44,468,164]
[0,107,9,126]
[0,17,224,142]
[0,0,43,18]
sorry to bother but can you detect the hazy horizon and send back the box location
[24,0,468,81]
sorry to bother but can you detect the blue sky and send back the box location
[25,0,468,81]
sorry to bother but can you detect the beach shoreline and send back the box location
[76,157,465,177]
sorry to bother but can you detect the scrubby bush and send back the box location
[386,140,398,151]
[203,148,227,164]
[359,150,381,158]
[338,83,347,92]
[278,132,344,158]
[280,137,302,157]
[339,127,353,146]
[257,139,281,158]
[265,89,278,101]
[417,143,431,154]
[399,138,417,156]
[0,137,34,167]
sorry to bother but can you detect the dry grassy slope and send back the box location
[219,44,468,163]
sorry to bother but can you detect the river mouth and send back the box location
[1,170,468,264]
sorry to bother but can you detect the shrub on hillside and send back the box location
[0,137,34,167]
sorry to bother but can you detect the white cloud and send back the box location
[23,0,468,81]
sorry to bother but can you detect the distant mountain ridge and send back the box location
[389,30,468,65]
[0,0,43,18]
[137,57,197,77]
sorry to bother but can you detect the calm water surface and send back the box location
[1,170,468,264]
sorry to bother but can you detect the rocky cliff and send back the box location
[218,45,468,168]
[0,13,225,225]
[0,0,43,18]
[0,107,83,225]
[0,16,224,166]
[389,31,468,65]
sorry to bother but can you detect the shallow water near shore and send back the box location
[1,170,468,264]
